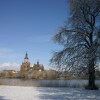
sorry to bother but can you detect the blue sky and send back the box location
[0,0,69,70]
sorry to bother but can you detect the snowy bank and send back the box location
[0,86,100,100]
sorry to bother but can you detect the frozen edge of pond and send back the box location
[0,79,100,88]
[0,85,100,100]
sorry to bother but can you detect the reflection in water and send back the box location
[0,78,100,88]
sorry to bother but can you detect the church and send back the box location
[20,52,44,73]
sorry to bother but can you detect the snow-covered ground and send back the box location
[0,86,100,100]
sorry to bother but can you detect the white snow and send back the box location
[0,86,100,100]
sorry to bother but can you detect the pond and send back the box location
[0,78,100,88]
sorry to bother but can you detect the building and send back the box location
[33,60,44,71]
[1,70,17,78]
[20,52,30,72]
[20,52,44,78]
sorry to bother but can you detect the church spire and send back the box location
[24,52,29,63]
[37,60,39,65]
[24,52,28,59]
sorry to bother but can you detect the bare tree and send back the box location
[51,0,100,90]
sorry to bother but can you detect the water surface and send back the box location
[0,78,100,88]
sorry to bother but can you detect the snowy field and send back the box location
[0,86,100,100]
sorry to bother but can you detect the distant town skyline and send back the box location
[0,0,69,70]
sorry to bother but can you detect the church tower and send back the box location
[24,52,29,63]
[37,60,39,67]
[20,52,30,72]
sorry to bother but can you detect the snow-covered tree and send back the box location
[51,0,100,90]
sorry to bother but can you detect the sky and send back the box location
[0,0,69,71]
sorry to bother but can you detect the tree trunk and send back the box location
[85,59,98,90]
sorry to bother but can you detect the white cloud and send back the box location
[0,62,19,68]
[0,62,20,71]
